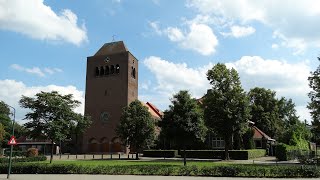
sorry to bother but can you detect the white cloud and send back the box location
[222,25,256,38]
[144,56,211,97]
[0,0,87,45]
[144,55,311,121]
[0,79,84,122]
[10,64,62,77]
[271,43,279,49]
[165,27,184,42]
[150,22,218,56]
[149,21,162,35]
[186,0,320,54]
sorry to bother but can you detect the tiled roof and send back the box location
[252,126,275,141]
[94,41,128,56]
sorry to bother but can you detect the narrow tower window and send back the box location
[132,67,136,79]
[100,66,105,76]
[110,65,115,74]
[105,66,110,75]
[115,64,120,74]
[95,67,99,76]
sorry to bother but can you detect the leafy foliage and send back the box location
[19,91,90,163]
[116,100,155,158]
[0,162,319,177]
[278,98,311,147]
[26,148,38,157]
[160,90,207,148]
[160,90,207,165]
[308,57,320,144]
[248,87,282,139]
[204,63,250,159]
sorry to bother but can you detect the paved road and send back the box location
[0,174,313,180]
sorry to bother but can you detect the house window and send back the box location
[255,140,262,148]
[212,137,225,149]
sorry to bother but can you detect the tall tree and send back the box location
[308,57,320,143]
[248,87,282,139]
[0,101,16,147]
[116,100,155,159]
[160,90,207,166]
[204,63,250,160]
[19,91,90,163]
[278,98,311,147]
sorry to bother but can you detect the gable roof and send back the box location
[94,41,128,56]
[143,102,163,119]
[252,126,275,141]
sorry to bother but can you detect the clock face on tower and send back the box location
[100,112,109,123]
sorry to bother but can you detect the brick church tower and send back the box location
[81,41,138,153]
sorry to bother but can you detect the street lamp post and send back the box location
[6,105,15,179]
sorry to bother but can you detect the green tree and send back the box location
[278,98,311,147]
[248,87,282,139]
[308,57,320,144]
[0,123,5,143]
[71,114,91,154]
[0,101,10,146]
[116,100,155,159]
[204,63,250,160]
[19,91,90,163]
[160,90,207,166]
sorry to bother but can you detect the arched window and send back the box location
[105,66,110,75]
[110,65,115,74]
[115,64,120,74]
[100,66,105,76]
[95,67,99,76]
[132,67,136,79]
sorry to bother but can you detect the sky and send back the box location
[0,0,319,123]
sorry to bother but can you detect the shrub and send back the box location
[0,163,319,177]
[4,151,26,157]
[0,156,46,163]
[180,149,266,160]
[26,148,38,157]
[275,143,311,161]
[143,150,178,158]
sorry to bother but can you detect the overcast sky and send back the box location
[0,0,319,123]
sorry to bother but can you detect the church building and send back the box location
[80,41,139,153]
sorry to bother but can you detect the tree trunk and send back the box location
[136,152,139,160]
[183,145,187,166]
[224,136,230,160]
[50,139,54,163]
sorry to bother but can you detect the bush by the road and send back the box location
[0,156,46,163]
[0,163,319,178]
[179,149,266,160]
[143,150,178,158]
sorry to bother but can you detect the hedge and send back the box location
[143,150,178,158]
[180,149,266,160]
[275,143,311,161]
[0,156,47,163]
[0,163,318,177]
